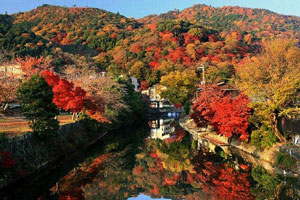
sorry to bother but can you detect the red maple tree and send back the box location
[211,94,251,140]
[41,70,86,113]
[191,85,251,141]
[40,70,108,122]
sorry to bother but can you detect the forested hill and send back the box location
[14,5,141,48]
[1,4,300,101]
[0,4,141,56]
[139,4,300,38]
[1,4,300,57]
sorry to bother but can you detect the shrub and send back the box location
[251,125,277,149]
[251,166,280,200]
[275,152,296,170]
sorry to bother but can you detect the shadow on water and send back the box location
[2,124,150,200]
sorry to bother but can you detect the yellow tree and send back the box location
[236,38,300,143]
[160,69,197,104]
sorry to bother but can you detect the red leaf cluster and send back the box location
[166,47,191,64]
[149,185,160,196]
[130,43,142,54]
[191,85,251,140]
[211,94,251,140]
[148,60,160,70]
[40,70,86,113]
[183,33,200,45]
[41,70,109,123]
[140,80,150,90]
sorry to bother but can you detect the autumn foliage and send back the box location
[40,70,86,113]
[191,85,251,140]
[17,56,53,79]
[190,152,255,200]
[40,70,108,122]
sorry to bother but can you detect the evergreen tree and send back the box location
[16,75,59,137]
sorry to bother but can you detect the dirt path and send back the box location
[0,115,73,137]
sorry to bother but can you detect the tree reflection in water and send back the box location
[42,119,294,200]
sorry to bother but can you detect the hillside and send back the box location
[0,4,300,104]
[139,4,300,38]
[0,4,141,57]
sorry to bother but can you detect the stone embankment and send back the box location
[180,117,299,177]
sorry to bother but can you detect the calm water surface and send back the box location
[7,118,300,200]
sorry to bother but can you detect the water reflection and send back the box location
[28,118,300,199]
[149,118,175,140]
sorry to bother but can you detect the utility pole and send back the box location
[197,64,205,85]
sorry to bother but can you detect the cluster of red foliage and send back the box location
[149,185,160,196]
[148,60,160,70]
[40,70,109,123]
[165,128,186,144]
[165,47,191,65]
[183,33,200,45]
[140,80,150,90]
[40,70,86,113]
[133,165,145,175]
[191,85,251,140]
[163,174,179,186]
[130,43,143,54]
[0,151,17,169]
[211,94,251,140]
[87,153,111,172]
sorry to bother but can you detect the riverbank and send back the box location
[0,78,148,191]
[0,111,147,195]
[2,123,150,200]
[0,119,106,190]
[180,117,300,177]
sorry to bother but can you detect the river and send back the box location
[3,117,300,200]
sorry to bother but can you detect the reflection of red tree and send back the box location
[190,152,254,200]
[163,174,179,186]
[149,185,160,195]
[57,153,111,200]
[0,151,17,169]
[166,128,186,144]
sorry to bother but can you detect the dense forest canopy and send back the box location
[1,4,300,100]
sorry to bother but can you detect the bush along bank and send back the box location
[0,77,148,189]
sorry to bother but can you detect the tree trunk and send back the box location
[271,114,287,144]
[76,112,80,119]
[3,102,8,111]
[72,112,81,121]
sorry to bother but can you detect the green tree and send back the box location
[17,75,59,137]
